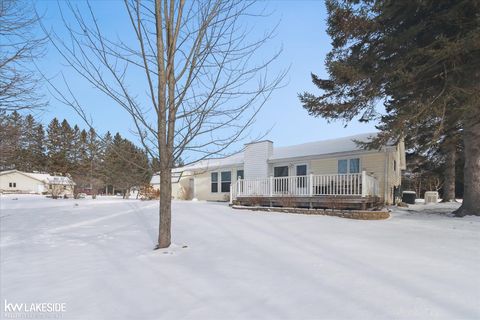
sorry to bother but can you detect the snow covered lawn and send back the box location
[1,195,479,320]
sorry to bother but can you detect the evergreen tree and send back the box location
[404,111,462,201]
[69,125,81,172]
[60,119,74,173]
[32,124,46,171]
[1,112,46,171]
[70,129,89,189]
[299,0,479,216]
[17,114,39,171]
[103,132,151,197]
[46,118,67,174]
[0,111,22,170]
[86,128,103,195]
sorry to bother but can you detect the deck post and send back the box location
[269,176,273,197]
[238,179,241,196]
[361,171,367,197]
[229,184,233,204]
[309,173,313,196]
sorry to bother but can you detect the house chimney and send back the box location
[244,140,273,179]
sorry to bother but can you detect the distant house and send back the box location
[151,133,406,207]
[0,170,76,197]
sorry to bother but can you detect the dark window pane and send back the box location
[220,171,231,192]
[236,170,244,179]
[338,160,348,174]
[349,158,360,173]
[274,166,289,192]
[221,182,230,193]
[274,166,289,177]
[211,183,218,193]
[296,165,307,187]
[296,165,307,176]
[211,172,218,192]
[221,171,231,182]
[211,172,218,182]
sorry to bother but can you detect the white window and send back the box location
[338,158,360,174]
[296,164,307,187]
[221,171,231,193]
[338,160,348,174]
[9,182,16,188]
[211,172,218,193]
[349,158,360,173]
[236,170,244,180]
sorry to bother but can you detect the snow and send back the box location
[1,194,479,320]
[270,132,378,160]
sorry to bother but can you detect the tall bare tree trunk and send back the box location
[455,117,480,216]
[442,141,456,202]
[157,169,172,248]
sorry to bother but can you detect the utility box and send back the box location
[424,191,439,204]
[402,191,416,204]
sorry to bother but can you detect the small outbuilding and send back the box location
[0,170,76,197]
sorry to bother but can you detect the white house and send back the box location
[151,133,406,205]
[0,170,76,197]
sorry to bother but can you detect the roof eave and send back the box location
[268,148,389,164]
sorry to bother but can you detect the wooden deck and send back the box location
[230,172,382,210]
[233,195,382,210]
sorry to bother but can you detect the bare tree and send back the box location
[44,0,286,248]
[0,0,45,112]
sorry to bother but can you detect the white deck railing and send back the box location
[230,171,379,202]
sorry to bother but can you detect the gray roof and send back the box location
[270,133,377,160]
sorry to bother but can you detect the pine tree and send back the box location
[86,128,103,196]
[69,125,81,172]
[299,0,479,216]
[103,132,150,197]
[0,111,21,170]
[17,114,37,171]
[32,124,46,171]
[46,118,66,174]
[60,119,74,173]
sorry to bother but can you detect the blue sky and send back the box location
[35,0,378,153]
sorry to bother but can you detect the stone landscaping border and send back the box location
[231,205,390,220]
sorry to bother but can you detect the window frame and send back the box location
[296,164,308,188]
[220,171,231,193]
[273,166,289,177]
[236,169,244,180]
[349,158,360,173]
[211,172,218,193]
[338,158,361,174]
[338,159,348,174]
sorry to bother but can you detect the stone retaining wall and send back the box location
[231,205,390,220]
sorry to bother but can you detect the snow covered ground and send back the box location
[1,194,479,320]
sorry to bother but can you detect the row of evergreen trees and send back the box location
[0,111,152,194]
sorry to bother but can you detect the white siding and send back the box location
[244,141,272,179]
[0,172,45,193]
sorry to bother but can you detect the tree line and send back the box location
[0,111,152,196]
